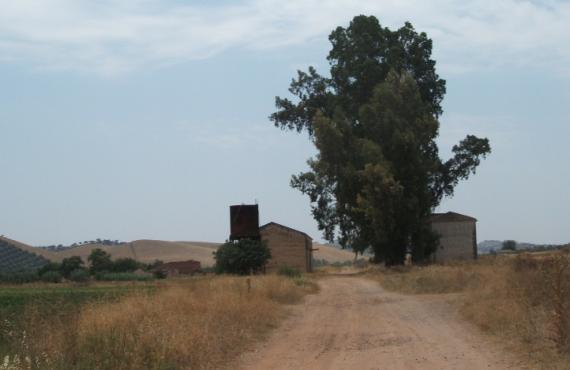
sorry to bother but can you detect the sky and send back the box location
[1,0,569,246]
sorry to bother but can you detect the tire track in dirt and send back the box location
[239,275,528,370]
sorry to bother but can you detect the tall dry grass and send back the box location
[6,275,314,370]
[369,252,570,369]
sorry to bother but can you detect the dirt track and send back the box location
[239,275,527,370]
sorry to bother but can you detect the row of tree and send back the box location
[38,248,162,282]
[40,239,127,251]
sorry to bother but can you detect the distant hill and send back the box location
[44,240,355,267]
[312,243,357,263]
[0,236,54,259]
[48,240,221,266]
[477,240,503,254]
[0,236,50,273]
[478,240,569,254]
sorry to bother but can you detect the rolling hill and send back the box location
[0,236,50,273]
[44,240,355,267]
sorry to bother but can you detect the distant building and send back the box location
[156,260,202,276]
[260,222,313,273]
[431,212,478,262]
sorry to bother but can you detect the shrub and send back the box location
[214,239,271,275]
[60,256,85,278]
[38,262,61,276]
[152,270,167,279]
[88,248,113,274]
[502,240,517,251]
[143,260,164,272]
[111,258,139,273]
[200,266,216,274]
[40,270,63,283]
[69,268,90,282]
[277,266,301,278]
[0,271,40,284]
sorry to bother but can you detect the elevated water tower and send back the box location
[229,204,260,241]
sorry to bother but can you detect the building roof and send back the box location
[157,260,201,274]
[259,222,312,240]
[430,211,477,223]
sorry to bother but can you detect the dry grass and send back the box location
[369,262,487,294]
[5,275,315,370]
[368,252,570,369]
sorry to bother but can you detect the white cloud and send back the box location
[0,0,569,75]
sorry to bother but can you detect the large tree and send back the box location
[271,15,491,264]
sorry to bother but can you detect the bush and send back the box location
[40,270,63,283]
[111,258,140,273]
[38,262,61,276]
[88,248,113,274]
[214,239,271,275]
[502,240,517,251]
[95,273,154,282]
[69,268,90,282]
[0,271,40,284]
[60,256,85,278]
[277,266,301,278]
[152,270,167,279]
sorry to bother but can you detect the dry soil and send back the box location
[239,275,528,370]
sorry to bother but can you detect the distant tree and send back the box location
[502,240,517,251]
[145,259,164,271]
[41,270,62,283]
[38,262,61,276]
[88,248,113,273]
[111,258,139,273]
[69,268,90,282]
[214,239,271,275]
[271,15,491,265]
[60,256,85,278]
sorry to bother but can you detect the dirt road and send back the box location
[239,275,526,370]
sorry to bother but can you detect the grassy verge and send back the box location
[367,252,570,369]
[1,275,314,369]
[0,283,153,362]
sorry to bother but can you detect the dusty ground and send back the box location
[239,275,528,370]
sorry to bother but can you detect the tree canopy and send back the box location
[214,239,271,275]
[88,248,113,273]
[271,15,491,264]
[502,240,517,251]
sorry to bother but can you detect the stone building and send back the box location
[431,212,478,262]
[260,222,313,272]
[155,260,202,276]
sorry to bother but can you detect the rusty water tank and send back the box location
[229,204,260,240]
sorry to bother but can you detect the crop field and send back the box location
[0,276,313,369]
[0,283,154,360]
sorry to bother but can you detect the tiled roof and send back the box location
[260,222,312,240]
[430,211,477,223]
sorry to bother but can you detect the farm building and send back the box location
[430,212,478,262]
[260,222,313,273]
[155,260,202,276]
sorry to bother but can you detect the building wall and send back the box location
[432,221,477,262]
[260,224,312,272]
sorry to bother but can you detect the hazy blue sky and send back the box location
[1,1,569,246]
